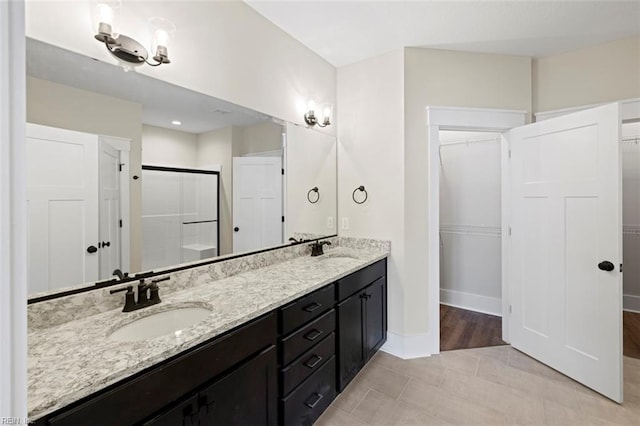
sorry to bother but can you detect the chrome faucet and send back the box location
[309,240,331,257]
[110,276,169,312]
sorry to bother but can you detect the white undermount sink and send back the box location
[108,307,212,342]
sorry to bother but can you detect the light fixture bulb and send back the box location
[154,29,169,48]
[149,17,175,64]
[97,3,114,25]
[307,99,316,114]
[172,120,182,126]
[92,0,121,41]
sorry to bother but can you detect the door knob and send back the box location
[87,245,98,254]
[234,227,239,232]
[598,261,615,272]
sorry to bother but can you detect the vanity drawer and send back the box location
[280,284,334,335]
[281,309,335,365]
[282,356,336,426]
[336,259,386,301]
[281,332,335,396]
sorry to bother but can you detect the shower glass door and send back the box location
[141,166,219,271]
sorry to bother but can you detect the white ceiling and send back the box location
[245,1,640,67]
[26,39,270,134]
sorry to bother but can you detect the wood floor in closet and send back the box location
[440,305,640,359]
[624,311,640,359]
[440,304,506,351]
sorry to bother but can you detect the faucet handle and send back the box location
[109,285,133,295]
[110,285,136,312]
[320,241,332,246]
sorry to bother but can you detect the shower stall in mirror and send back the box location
[141,166,220,271]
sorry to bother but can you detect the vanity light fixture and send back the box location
[92,1,175,69]
[304,98,333,128]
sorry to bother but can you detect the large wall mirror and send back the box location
[26,38,337,299]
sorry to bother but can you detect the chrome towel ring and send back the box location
[307,187,320,203]
[352,185,368,204]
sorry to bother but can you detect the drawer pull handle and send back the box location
[303,302,322,312]
[304,354,323,369]
[304,328,323,341]
[305,392,324,409]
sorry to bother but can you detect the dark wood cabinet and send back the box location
[36,259,387,426]
[364,277,386,358]
[337,292,365,389]
[337,261,387,391]
[46,313,277,426]
[144,346,277,425]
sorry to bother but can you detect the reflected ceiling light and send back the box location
[92,1,175,69]
[171,120,182,126]
[304,98,333,128]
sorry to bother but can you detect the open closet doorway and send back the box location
[438,130,506,351]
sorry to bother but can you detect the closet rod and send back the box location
[622,137,639,143]
[439,137,500,147]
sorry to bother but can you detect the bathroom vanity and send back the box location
[29,242,388,426]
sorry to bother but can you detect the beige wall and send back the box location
[233,121,283,157]
[403,47,531,342]
[337,47,532,355]
[533,36,640,113]
[337,50,406,341]
[26,76,144,271]
[141,125,198,168]
[197,127,234,256]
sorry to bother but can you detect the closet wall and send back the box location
[439,131,502,316]
[623,121,640,312]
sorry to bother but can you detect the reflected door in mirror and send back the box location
[232,156,283,253]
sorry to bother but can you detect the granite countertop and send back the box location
[28,245,389,420]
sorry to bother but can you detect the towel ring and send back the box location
[307,187,320,204]
[352,185,368,204]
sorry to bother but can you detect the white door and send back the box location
[232,157,282,253]
[99,140,121,279]
[507,103,622,402]
[26,124,99,293]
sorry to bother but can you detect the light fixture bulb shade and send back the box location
[149,17,176,62]
[91,0,121,37]
[306,99,316,114]
[321,103,334,124]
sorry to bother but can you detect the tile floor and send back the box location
[316,346,640,425]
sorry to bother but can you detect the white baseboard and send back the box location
[381,331,433,359]
[624,294,640,313]
[440,289,502,317]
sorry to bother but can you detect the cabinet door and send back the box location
[199,345,277,425]
[337,293,365,391]
[364,277,387,360]
[143,395,199,426]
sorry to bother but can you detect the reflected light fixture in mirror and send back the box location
[92,0,175,69]
[304,97,333,128]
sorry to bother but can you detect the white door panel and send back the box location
[508,103,622,402]
[26,124,99,293]
[233,157,282,253]
[99,140,121,279]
